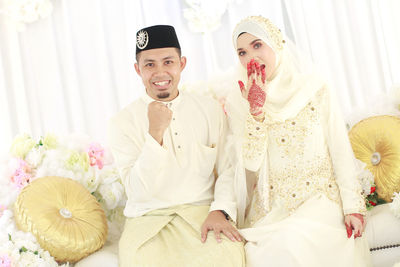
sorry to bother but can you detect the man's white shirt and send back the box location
[108,91,237,221]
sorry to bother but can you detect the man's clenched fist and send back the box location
[148,101,172,145]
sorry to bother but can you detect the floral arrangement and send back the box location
[0,133,126,266]
[0,208,69,267]
[1,0,53,31]
[182,0,243,33]
[355,158,400,218]
[356,159,386,210]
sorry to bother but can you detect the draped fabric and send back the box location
[1,0,399,154]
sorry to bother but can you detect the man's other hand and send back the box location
[201,210,242,243]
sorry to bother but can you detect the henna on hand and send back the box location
[248,79,266,116]
[240,59,267,117]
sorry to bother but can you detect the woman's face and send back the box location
[236,32,276,80]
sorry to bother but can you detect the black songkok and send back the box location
[135,25,181,55]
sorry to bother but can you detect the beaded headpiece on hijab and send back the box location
[232,16,285,53]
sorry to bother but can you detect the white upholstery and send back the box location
[74,241,119,267]
[365,204,400,267]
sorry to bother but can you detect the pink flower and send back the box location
[87,143,105,169]
[10,159,32,189]
[0,255,12,267]
[0,205,6,217]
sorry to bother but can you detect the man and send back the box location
[108,25,245,267]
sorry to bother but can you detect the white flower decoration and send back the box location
[390,192,400,219]
[3,0,54,32]
[183,0,230,33]
[354,159,375,196]
[98,181,124,210]
[25,146,45,168]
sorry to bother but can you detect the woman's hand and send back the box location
[238,59,267,119]
[344,213,365,239]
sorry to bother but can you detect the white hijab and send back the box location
[231,16,326,122]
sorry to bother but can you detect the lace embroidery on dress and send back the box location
[244,88,365,226]
[243,114,268,163]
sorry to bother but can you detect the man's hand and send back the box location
[344,213,365,239]
[238,59,267,119]
[201,210,242,243]
[148,101,172,145]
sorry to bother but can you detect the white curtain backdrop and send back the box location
[0,0,399,154]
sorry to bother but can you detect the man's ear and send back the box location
[180,56,187,71]
[134,63,141,76]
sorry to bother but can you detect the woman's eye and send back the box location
[238,51,246,56]
[254,42,261,49]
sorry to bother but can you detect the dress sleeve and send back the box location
[323,87,367,215]
[209,105,238,222]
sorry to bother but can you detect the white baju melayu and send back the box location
[108,91,244,267]
[222,15,372,267]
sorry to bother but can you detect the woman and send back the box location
[224,16,372,266]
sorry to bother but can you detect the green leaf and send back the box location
[34,251,38,255]
[377,198,387,205]
[19,246,28,253]
[8,233,12,241]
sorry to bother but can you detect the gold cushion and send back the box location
[349,115,400,202]
[14,176,108,263]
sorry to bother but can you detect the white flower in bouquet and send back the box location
[0,209,60,266]
[41,133,58,150]
[98,181,124,210]
[25,146,45,168]
[354,159,375,196]
[390,192,400,219]
[358,168,375,196]
[9,134,35,159]
[81,169,100,193]
[99,165,120,184]
[35,150,72,179]
[0,186,19,208]
[0,161,20,207]
[64,150,90,173]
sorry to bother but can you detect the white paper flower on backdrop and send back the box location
[2,0,53,31]
[183,0,242,33]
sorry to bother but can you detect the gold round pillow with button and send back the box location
[14,176,108,263]
[349,115,400,202]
